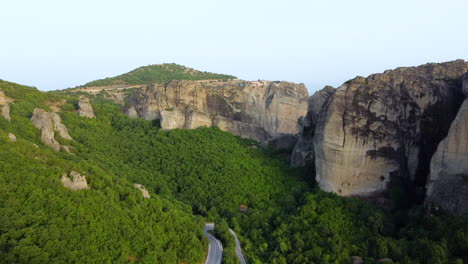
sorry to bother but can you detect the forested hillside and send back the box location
[1,80,467,264]
[83,63,236,87]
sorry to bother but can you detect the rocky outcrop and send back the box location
[291,86,335,166]
[1,104,10,121]
[31,109,74,152]
[261,134,298,152]
[377,258,394,263]
[77,97,96,118]
[0,90,13,121]
[61,171,89,191]
[125,80,308,141]
[8,133,16,142]
[314,60,467,196]
[133,184,150,198]
[425,74,468,214]
[350,256,364,264]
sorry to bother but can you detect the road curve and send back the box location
[204,223,223,264]
[229,228,247,264]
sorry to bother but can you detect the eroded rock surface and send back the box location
[261,134,298,152]
[0,90,13,121]
[31,109,74,152]
[291,85,335,166]
[314,60,467,196]
[8,133,16,142]
[77,97,96,118]
[133,184,150,199]
[61,171,89,191]
[425,74,468,214]
[125,80,308,141]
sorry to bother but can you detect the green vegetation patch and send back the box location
[84,63,236,87]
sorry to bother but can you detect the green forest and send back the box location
[83,63,237,87]
[1,80,468,264]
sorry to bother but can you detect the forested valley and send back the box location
[1,80,467,264]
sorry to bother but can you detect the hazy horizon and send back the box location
[1,0,467,93]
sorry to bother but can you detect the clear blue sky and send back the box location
[1,0,467,93]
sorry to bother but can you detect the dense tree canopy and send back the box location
[0,80,467,264]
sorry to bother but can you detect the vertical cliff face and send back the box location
[425,74,468,214]
[291,85,335,166]
[313,60,467,196]
[125,79,308,141]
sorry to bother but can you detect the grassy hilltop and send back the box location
[84,63,237,87]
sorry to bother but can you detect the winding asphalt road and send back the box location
[229,228,247,264]
[204,223,223,264]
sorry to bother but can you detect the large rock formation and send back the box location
[313,60,467,196]
[291,85,335,166]
[31,109,74,152]
[425,74,468,214]
[77,97,96,118]
[61,171,89,191]
[125,79,308,141]
[0,90,13,121]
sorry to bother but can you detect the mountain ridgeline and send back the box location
[1,61,468,264]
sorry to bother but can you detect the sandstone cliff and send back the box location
[125,79,308,141]
[313,60,467,196]
[291,85,335,166]
[425,74,468,214]
[261,134,298,152]
[77,97,96,118]
[31,109,74,152]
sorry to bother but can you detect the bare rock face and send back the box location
[261,134,298,152]
[125,80,308,141]
[314,60,467,196]
[291,86,335,166]
[61,171,89,191]
[125,106,139,119]
[8,133,16,142]
[133,184,150,198]
[160,109,186,129]
[425,74,468,214]
[31,109,74,152]
[0,90,13,121]
[77,97,96,118]
[212,116,271,141]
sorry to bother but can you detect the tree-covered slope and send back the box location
[84,63,236,87]
[0,80,205,264]
[1,80,468,264]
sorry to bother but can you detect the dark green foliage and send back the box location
[84,63,236,87]
[213,220,238,264]
[1,80,468,264]
[0,82,205,264]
